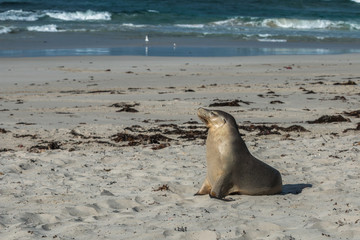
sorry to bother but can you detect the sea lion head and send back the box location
[197,107,237,130]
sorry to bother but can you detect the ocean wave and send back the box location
[27,24,61,32]
[121,23,147,28]
[351,0,360,3]
[270,18,360,30]
[45,10,111,21]
[257,38,287,43]
[175,24,205,29]
[0,9,111,22]
[263,18,337,30]
[212,17,255,27]
[0,26,13,34]
[0,9,44,21]
[212,17,360,31]
[147,10,160,13]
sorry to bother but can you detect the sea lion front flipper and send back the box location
[209,174,233,199]
[195,178,211,195]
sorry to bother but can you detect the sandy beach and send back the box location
[0,54,359,240]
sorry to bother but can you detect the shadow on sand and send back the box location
[282,184,312,195]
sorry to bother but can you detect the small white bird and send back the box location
[145,35,149,43]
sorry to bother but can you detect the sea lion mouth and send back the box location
[198,115,209,125]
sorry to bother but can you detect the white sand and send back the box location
[0,55,359,240]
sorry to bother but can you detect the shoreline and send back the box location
[1,32,360,57]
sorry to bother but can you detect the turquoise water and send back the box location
[1,0,360,56]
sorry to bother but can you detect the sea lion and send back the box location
[196,107,282,199]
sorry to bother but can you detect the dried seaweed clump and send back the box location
[111,132,171,146]
[109,102,139,112]
[333,80,357,86]
[307,115,350,124]
[239,124,309,136]
[153,184,170,191]
[28,141,62,153]
[209,99,252,107]
[343,110,360,118]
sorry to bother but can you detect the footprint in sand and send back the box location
[64,204,101,217]
[20,212,59,227]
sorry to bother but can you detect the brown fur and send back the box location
[196,108,282,199]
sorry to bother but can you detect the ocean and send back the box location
[1,0,360,57]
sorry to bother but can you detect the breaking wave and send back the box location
[27,24,60,32]
[0,6,359,44]
[0,9,43,21]
[175,24,205,29]
[45,10,111,21]
[212,17,360,31]
[121,23,147,28]
[0,9,111,22]
[262,18,360,30]
[0,25,13,34]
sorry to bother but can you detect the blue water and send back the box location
[1,0,360,56]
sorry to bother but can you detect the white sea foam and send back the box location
[351,0,360,3]
[122,23,147,28]
[258,34,272,38]
[262,18,360,30]
[0,9,111,22]
[46,10,111,21]
[212,19,234,25]
[257,38,287,43]
[263,18,335,29]
[212,17,259,27]
[348,22,360,30]
[27,24,60,32]
[211,16,359,31]
[0,10,44,21]
[257,33,288,42]
[175,24,204,28]
[0,26,13,34]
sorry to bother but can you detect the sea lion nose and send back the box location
[198,107,209,111]
[197,107,207,115]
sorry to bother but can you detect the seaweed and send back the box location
[343,110,360,118]
[334,80,357,86]
[0,128,9,134]
[110,102,139,113]
[153,184,170,191]
[111,132,171,146]
[29,141,62,153]
[270,100,284,104]
[343,123,360,133]
[307,115,350,124]
[239,124,309,135]
[209,99,252,107]
[209,100,240,107]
